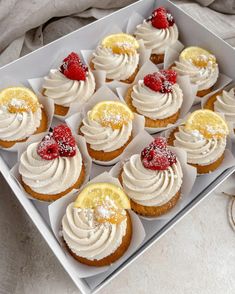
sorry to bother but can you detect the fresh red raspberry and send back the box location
[151,8,169,29]
[150,7,175,29]
[144,73,163,92]
[53,124,76,157]
[165,149,177,166]
[142,152,170,171]
[63,52,81,63]
[37,136,59,160]
[141,137,176,170]
[160,69,177,84]
[60,52,88,81]
[152,137,167,149]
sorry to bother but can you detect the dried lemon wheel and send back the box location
[74,182,131,209]
[180,46,216,67]
[0,86,40,113]
[89,101,134,130]
[185,109,229,139]
[102,33,139,55]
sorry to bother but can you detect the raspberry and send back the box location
[165,149,177,166]
[151,7,175,29]
[160,70,177,84]
[151,8,169,29]
[142,152,170,171]
[60,52,88,81]
[144,73,163,92]
[37,136,59,160]
[141,137,176,170]
[152,137,167,149]
[53,124,76,157]
[63,52,81,63]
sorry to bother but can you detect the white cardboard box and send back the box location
[1,0,235,293]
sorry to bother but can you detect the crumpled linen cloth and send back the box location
[1,0,235,67]
[0,0,136,66]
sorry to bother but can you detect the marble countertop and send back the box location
[1,172,235,294]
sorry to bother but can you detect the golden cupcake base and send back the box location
[125,86,180,128]
[203,90,223,110]
[90,59,139,84]
[65,211,132,267]
[0,108,48,149]
[21,163,86,201]
[150,53,165,65]
[167,127,225,174]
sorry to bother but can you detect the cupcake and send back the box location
[172,47,219,97]
[119,137,183,217]
[204,87,235,125]
[62,182,132,266]
[19,124,86,201]
[135,7,179,65]
[90,33,140,84]
[43,52,95,116]
[0,86,47,149]
[167,110,229,174]
[125,69,183,128]
[79,101,134,162]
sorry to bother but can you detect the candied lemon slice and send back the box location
[89,101,134,130]
[74,182,131,210]
[94,206,126,225]
[102,33,139,55]
[185,110,229,139]
[0,87,40,113]
[180,46,216,67]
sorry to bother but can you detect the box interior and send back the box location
[1,0,235,293]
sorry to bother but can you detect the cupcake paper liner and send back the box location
[48,171,146,278]
[10,132,92,202]
[80,24,151,92]
[164,42,232,104]
[110,130,197,221]
[66,85,145,166]
[116,60,196,134]
[0,79,54,152]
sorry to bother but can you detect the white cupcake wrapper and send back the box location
[164,43,232,104]
[110,130,197,221]
[27,46,98,122]
[80,24,151,92]
[9,131,92,202]
[66,85,145,166]
[0,79,54,152]
[201,81,235,142]
[48,171,146,278]
[116,60,196,134]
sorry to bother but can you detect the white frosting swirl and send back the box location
[173,126,226,165]
[80,111,132,152]
[43,69,95,107]
[135,21,178,54]
[62,203,127,260]
[122,154,182,206]
[0,105,42,141]
[19,142,82,194]
[214,88,235,121]
[172,58,219,91]
[92,46,139,81]
[131,81,183,119]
